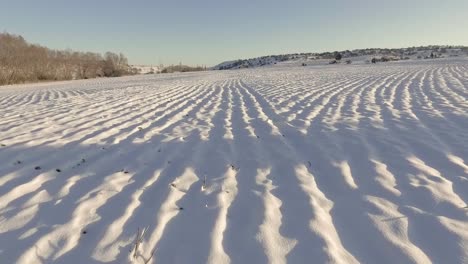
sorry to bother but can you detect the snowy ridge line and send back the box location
[435,67,467,107]
[235,81,338,262]
[0,84,200,175]
[298,73,380,132]
[0,60,467,264]
[0,81,201,145]
[247,65,466,262]
[148,85,229,263]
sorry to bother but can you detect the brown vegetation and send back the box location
[160,64,206,73]
[0,32,135,85]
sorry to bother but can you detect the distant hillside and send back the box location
[213,46,468,70]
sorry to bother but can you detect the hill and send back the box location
[213,46,468,70]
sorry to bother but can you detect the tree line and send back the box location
[160,64,206,73]
[0,32,135,86]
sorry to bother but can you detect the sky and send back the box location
[1,0,467,66]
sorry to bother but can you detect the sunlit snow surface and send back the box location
[0,59,467,264]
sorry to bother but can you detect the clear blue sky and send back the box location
[1,0,467,66]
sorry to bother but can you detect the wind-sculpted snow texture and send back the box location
[0,59,467,264]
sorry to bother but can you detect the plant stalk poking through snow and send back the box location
[201,175,207,191]
[142,248,156,264]
[133,227,146,259]
[131,227,156,263]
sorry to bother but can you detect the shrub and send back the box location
[161,64,206,73]
[334,52,342,61]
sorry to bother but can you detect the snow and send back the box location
[131,65,161,74]
[0,58,467,264]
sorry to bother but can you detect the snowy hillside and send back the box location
[131,65,162,74]
[213,46,468,70]
[0,58,467,264]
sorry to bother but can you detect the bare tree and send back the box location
[0,32,134,85]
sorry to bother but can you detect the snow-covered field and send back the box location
[0,59,467,264]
